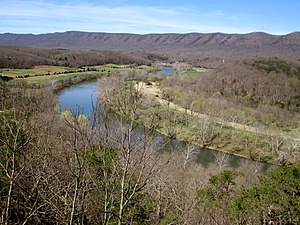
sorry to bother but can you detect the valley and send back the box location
[0,31,299,224]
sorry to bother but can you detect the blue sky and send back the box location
[0,0,299,34]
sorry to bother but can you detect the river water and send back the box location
[157,66,175,75]
[59,80,98,117]
[58,67,274,171]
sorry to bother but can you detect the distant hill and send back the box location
[0,31,300,58]
[1,31,300,68]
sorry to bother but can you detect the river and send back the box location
[59,80,98,117]
[157,66,175,75]
[58,67,274,171]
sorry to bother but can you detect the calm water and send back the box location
[58,80,98,117]
[57,71,274,171]
[58,67,175,115]
[157,66,175,75]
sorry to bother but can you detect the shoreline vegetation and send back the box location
[133,81,298,165]
[122,61,299,165]
[169,61,298,165]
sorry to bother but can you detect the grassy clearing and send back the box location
[24,73,88,84]
[0,65,79,77]
[178,67,207,78]
[91,64,153,73]
[2,64,152,78]
[4,64,153,84]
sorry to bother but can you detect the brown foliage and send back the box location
[0,45,151,69]
[160,59,300,130]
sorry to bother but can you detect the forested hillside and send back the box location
[1,32,300,58]
[0,45,151,69]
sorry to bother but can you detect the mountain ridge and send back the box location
[1,31,299,62]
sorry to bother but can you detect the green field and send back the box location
[1,64,153,84]
[178,67,207,77]
[0,65,79,77]
[24,73,88,84]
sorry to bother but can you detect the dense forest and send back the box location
[0,45,151,69]
[161,58,300,112]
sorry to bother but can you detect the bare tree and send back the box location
[0,113,31,225]
[98,74,172,224]
[183,144,197,169]
[214,152,229,171]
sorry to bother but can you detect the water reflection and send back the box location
[58,80,98,117]
[156,66,175,75]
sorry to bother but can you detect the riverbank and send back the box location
[51,72,104,92]
[134,81,299,165]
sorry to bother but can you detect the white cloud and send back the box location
[0,0,259,34]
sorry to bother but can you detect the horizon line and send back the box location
[1,30,299,36]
